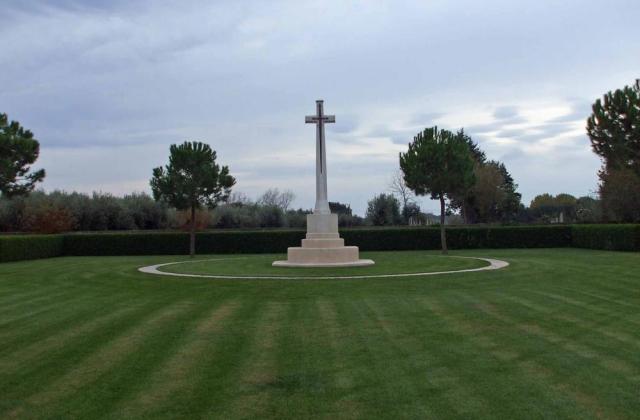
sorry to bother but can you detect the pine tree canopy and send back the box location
[587,79,640,175]
[150,141,235,210]
[399,126,475,201]
[0,113,46,197]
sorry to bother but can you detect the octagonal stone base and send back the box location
[273,213,375,268]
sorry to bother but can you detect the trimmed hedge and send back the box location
[0,225,637,263]
[0,235,64,263]
[343,225,572,251]
[571,224,640,251]
[62,230,306,256]
[63,232,190,256]
[195,231,305,254]
[62,225,572,256]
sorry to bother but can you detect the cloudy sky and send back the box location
[2,0,639,215]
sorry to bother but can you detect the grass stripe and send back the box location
[0,288,76,315]
[0,299,167,415]
[0,290,135,353]
[111,300,240,418]
[496,292,640,375]
[132,298,263,419]
[315,299,363,419]
[346,297,446,417]
[51,300,220,419]
[459,293,633,419]
[434,293,616,419]
[6,300,193,418]
[0,302,144,373]
[498,291,640,352]
[0,287,131,330]
[517,360,619,420]
[0,284,61,305]
[271,300,334,418]
[527,289,640,328]
[216,301,286,419]
[414,295,575,419]
[554,286,640,310]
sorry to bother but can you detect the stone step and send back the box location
[306,233,340,239]
[287,246,360,264]
[301,238,345,248]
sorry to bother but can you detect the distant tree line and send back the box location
[3,77,639,237]
[2,187,612,234]
[0,189,368,233]
[0,191,171,233]
[524,193,601,223]
[215,194,365,229]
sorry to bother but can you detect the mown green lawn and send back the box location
[0,249,639,419]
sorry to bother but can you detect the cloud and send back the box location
[494,128,525,139]
[465,122,503,135]
[407,112,443,127]
[328,115,358,134]
[492,106,517,120]
[1,0,638,215]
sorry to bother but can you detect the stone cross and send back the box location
[305,100,335,214]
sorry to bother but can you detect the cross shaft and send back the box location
[305,100,335,214]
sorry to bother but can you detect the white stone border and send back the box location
[138,256,509,280]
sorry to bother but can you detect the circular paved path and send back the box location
[138,256,509,280]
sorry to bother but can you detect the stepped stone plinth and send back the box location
[273,213,374,267]
[273,99,374,268]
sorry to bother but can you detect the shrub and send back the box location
[342,228,436,251]
[173,209,211,230]
[258,206,286,228]
[572,224,640,251]
[0,191,174,232]
[0,235,64,262]
[63,232,190,256]
[0,197,20,232]
[452,225,572,249]
[62,230,306,256]
[338,213,366,228]
[343,225,572,251]
[122,193,170,229]
[285,209,310,229]
[1,224,638,263]
[599,169,640,222]
[366,194,402,226]
[87,193,135,230]
[20,201,75,234]
[57,192,92,230]
[195,230,305,254]
[214,205,259,229]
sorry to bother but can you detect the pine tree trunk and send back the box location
[189,205,196,258]
[440,195,448,255]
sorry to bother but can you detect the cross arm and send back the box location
[305,115,336,124]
